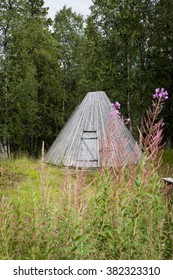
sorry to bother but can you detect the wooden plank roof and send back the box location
[45,91,142,167]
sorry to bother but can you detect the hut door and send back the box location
[78,131,98,167]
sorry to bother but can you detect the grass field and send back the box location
[0,152,172,260]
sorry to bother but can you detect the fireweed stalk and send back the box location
[111,87,168,164]
[140,87,168,163]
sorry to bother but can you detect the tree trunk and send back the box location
[0,140,9,160]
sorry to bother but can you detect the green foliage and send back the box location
[81,0,173,136]
[0,0,65,156]
[53,6,85,116]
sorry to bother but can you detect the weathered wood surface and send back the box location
[162,177,173,185]
[45,91,142,167]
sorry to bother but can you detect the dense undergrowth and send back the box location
[0,153,172,260]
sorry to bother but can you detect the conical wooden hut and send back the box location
[45,91,142,167]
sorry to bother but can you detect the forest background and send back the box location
[0,0,173,157]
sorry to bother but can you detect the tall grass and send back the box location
[0,99,172,259]
[0,153,172,259]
